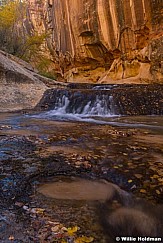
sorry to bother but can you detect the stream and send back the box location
[0,85,163,242]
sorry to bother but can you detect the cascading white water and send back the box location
[47,95,70,115]
[32,91,117,123]
[81,95,113,116]
[45,94,115,117]
[92,85,118,90]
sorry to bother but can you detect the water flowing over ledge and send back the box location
[34,84,163,122]
[35,92,116,121]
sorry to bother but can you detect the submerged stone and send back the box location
[37,177,124,201]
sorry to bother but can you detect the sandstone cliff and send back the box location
[0,50,47,112]
[27,0,162,83]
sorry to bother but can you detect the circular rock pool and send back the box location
[37,177,119,201]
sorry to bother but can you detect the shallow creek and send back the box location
[0,112,163,242]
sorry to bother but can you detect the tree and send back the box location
[0,0,26,54]
[20,33,46,60]
[0,0,56,79]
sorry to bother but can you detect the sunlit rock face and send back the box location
[27,0,163,83]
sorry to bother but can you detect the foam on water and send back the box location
[32,93,117,124]
[92,85,118,90]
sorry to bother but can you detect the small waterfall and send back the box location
[52,95,70,114]
[34,84,163,121]
[46,93,115,117]
[35,89,117,120]
[81,95,113,116]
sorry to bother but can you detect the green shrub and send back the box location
[0,0,56,80]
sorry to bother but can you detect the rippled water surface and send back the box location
[1,112,163,131]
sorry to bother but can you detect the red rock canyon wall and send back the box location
[26,0,163,83]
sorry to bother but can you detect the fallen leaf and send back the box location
[156,190,161,195]
[61,227,68,231]
[134,174,143,179]
[9,236,14,241]
[75,236,94,243]
[51,225,59,232]
[67,226,78,236]
[61,240,67,243]
[153,175,159,179]
[140,189,147,193]
[48,221,60,225]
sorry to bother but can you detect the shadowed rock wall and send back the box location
[27,0,163,83]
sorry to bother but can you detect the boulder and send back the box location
[0,50,48,112]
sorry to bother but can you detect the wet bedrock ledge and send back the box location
[36,84,163,116]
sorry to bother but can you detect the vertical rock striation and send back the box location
[26,0,163,83]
